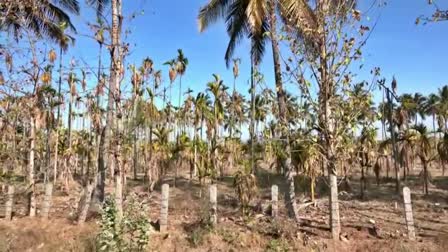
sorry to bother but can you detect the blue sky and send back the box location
[60,0,448,105]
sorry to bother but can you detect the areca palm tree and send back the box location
[173,50,189,137]
[207,74,227,178]
[164,59,177,103]
[192,92,211,178]
[226,90,246,139]
[254,94,268,137]
[176,49,188,111]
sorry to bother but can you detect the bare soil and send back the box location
[0,163,447,252]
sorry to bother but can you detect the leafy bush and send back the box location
[266,238,290,252]
[96,195,152,252]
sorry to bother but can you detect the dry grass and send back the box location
[0,163,447,251]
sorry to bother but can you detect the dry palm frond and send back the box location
[233,168,257,214]
[278,0,319,44]
[48,49,57,63]
[246,0,267,34]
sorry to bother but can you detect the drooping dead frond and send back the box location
[246,0,267,34]
[278,0,319,45]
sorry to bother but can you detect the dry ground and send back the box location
[0,162,447,252]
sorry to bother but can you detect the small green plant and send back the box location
[266,238,290,252]
[123,195,152,251]
[96,195,152,252]
[96,198,122,251]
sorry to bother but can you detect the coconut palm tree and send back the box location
[398,93,416,128]
[438,133,448,177]
[1,0,79,43]
[411,124,433,195]
[197,0,318,222]
[425,93,440,136]
[437,85,448,132]
[413,92,427,125]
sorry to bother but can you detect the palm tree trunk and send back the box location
[96,43,103,105]
[56,45,63,125]
[192,122,199,179]
[53,45,64,183]
[361,165,365,200]
[29,116,37,217]
[133,130,138,180]
[132,70,140,181]
[92,0,122,211]
[423,159,429,195]
[268,0,299,223]
[179,75,183,135]
[433,113,436,137]
[442,160,446,177]
[386,91,401,193]
[386,156,390,179]
[111,0,124,219]
[45,116,51,183]
[68,92,73,150]
[250,58,256,175]
[317,23,341,238]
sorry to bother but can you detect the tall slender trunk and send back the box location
[133,130,138,180]
[68,92,73,150]
[386,155,390,179]
[268,0,299,223]
[56,46,63,125]
[360,165,365,200]
[148,124,154,180]
[386,91,401,193]
[44,113,51,183]
[92,0,122,211]
[132,67,139,181]
[110,0,124,217]
[178,75,183,135]
[96,43,103,106]
[316,12,340,237]
[214,116,221,178]
[423,159,429,195]
[192,121,199,179]
[250,58,256,175]
[29,116,37,217]
[53,46,64,183]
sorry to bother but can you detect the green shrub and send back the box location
[266,238,290,252]
[96,195,152,252]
